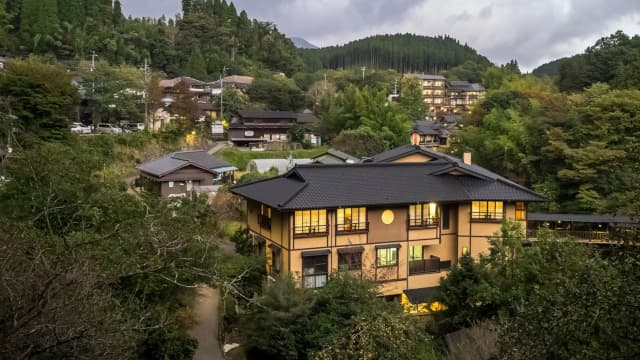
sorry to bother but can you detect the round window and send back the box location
[381,209,395,224]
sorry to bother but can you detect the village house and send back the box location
[230,145,542,312]
[137,150,236,198]
[227,110,321,147]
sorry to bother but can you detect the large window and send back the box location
[337,207,367,232]
[515,201,526,220]
[471,201,504,221]
[302,254,328,288]
[376,247,398,267]
[294,209,327,235]
[259,204,271,229]
[409,203,439,228]
[338,251,363,271]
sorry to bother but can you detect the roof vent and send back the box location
[463,152,472,165]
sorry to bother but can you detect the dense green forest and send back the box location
[0,0,302,78]
[300,33,492,73]
[529,31,640,92]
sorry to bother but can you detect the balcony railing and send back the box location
[336,221,369,234]
[470,212,504,222]
[258,214,271,229]
[408,217,440,229]
[294,224,328,237]
[409,257,452,275]
[527,229,610,242]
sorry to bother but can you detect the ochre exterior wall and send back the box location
[245,200,526,296]
[391,153,433,163]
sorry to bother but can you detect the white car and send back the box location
[123,123,145,132]
[96,123,123,134]
[69,122,92,134]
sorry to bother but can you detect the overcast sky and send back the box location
[120,0,640,71]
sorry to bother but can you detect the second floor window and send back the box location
[471,201,504,221]
[409,203,439,228]
[515,201,526,220]
[338,250,363,271]
[259,204,271,229]
[337,207,367,232]
[303,254,328,288]
[294,209,327,235]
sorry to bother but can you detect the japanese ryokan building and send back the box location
[231,145,542,312]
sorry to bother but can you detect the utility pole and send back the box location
[142,58,149,131]
[323,73,327,91]
[361,66,366,81]
[394,79,398,95]
[219,66,227,121]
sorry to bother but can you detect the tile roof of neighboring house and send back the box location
[419,74,447,80]
[234,110,319,124]
[223,75,254,86]
[137,150,236,178]
[413,120,446,136]
[158,76,206,88]
[528,213,637,224]
[231,150,544,210]
[312,148,360,164]
[448,80,485,91]
[247,158,313,174]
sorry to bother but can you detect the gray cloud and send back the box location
[121,0,640,71]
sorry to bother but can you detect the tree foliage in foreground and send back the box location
[240,273,438,360]
[436,222,640,359]
[0,137,255,359]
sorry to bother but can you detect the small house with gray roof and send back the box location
[137,150,237,198]
[230,144,542,313]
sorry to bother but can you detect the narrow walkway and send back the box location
[208,141,230,155]
[189,286,225,360]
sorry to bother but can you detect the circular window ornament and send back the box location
[381,209,395,225]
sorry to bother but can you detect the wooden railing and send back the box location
[527,229,609,241]
[336,222,369,234]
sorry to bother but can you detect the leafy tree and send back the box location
[399,76,427,120]
[242,275,314,360]
[0,58,78,143]
[332,127,386,158]
[247,77,305,111]
[312,313,438,360]
[184,47,208,80]
[58,0,85,27]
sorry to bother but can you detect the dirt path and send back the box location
[190,286,225,360]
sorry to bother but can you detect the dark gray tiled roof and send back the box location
[448,80,485,92]
[231,159,544,210]
[420,74,446,80]
[137,151,234,178]
[312,148,360,164]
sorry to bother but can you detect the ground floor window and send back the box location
[270,247,281,276]
[302,254,328,288]
[376,247,398,267]
[338,251,363,271]
[409,246,423,261]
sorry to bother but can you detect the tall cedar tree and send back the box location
[58,0,85,26]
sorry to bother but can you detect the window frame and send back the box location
[258,204,272,229]
[376,247,399,267]
[302,254,328,288]
[408,203,440,229]
[515,201,526,221]
[294,209,328,237]
[336,207,368,233]
[338,251,363,271]
[471,201,504,222]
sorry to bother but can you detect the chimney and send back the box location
[463,152,472,165]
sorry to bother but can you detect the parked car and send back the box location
[96,123,123,134]
[123,123,145,132]
[69,122,92,134]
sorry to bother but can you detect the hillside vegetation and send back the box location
[300,33,491,73]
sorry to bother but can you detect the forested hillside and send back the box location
[0,0,301,78]
[300,33,491,73]
[530,31,640,92]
